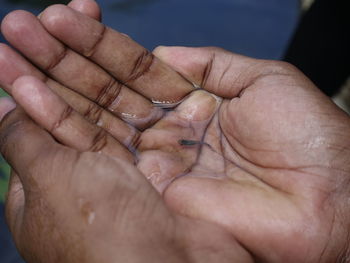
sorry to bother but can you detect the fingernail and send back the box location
[0,97,16,121]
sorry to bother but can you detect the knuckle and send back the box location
[84,25,106,57]
[128,131,142,152]
[45,46,68,71]
[88,129,108,153]
[201,52,215,88]
[50,105,73,133]
[95,78,122,108]
[126,49,155,83]
[83,102,104,125]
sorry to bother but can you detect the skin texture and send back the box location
[0,0,350,262]
[0,96,251,263]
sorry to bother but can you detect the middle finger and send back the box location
[38,5,195,104]
[1,10,163,129]
[0,44,139,148]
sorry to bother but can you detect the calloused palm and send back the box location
[1,3,350,263]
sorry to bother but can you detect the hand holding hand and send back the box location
[0,98,250,263]
[1,1,350,262]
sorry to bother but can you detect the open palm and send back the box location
[1,3,350,263]
[159,47,350,262]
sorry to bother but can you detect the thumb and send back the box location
[153,46,286,98]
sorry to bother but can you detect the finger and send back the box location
[153,46,285,99]
[0,44,140,146]
[5,171,24,237]
[39,5,194,104]
[67,0,101,21]
[0,97,16,120]
[1,11,163,129]
[38,0,101,20]
[137,90,220,193]
[12,76,135,162]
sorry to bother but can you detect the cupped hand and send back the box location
[0,97,251,263]
[155,47,350,262]
[1,1,350,263]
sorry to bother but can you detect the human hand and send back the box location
[0,3,251,262]
[0,0,194,135]
[0,93,252,263]
[152,46,350,262]
[1,2,350,263]
[0,1,217,192]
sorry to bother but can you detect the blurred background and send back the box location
[0,0,349,262]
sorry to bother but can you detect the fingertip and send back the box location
[153,46,198,85]
[152,46,198,80]
[12,76,47,108]
[1,10,35,37]
[40,4,68,28]
[0,97,16,122]
[181,90,219,119]
[152,45,172,60]
[153,46,194,59]
[12,75,43,93]
[68,0,101,21]
[153,46,206,86]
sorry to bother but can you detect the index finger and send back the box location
[40,5,194,105]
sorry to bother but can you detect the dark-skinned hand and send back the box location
[1,1,350,262]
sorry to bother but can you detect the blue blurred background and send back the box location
[0,0,299,261]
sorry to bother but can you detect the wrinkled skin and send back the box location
[1,0,350,262]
